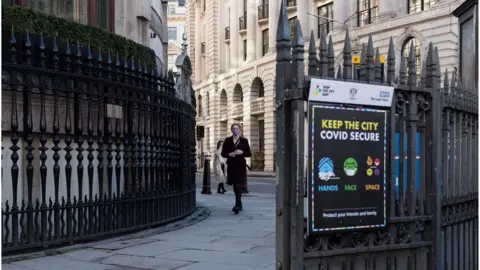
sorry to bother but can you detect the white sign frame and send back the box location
[308,78,394,108]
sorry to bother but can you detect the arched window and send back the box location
[258,83,265,98]
[402,38,421,80]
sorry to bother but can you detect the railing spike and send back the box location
[359,43,366,81]
[366,34,374,82]
[276,0,290,43]
[387,37,395,84]
[39,33,46,68]
[130,57,136,72]
[407,40,417,88]
[343,28,352,80]
[10,26,17,62]
[443,68,449,90]
[420,60,426,90]
[374,47,381,82]
[319,30,327,77]
[434,47,441,91]
[307,30,317,76]
[327,35,335,78]
[425,42,436,88]
[399,50,406,85]
[24,30,32,65]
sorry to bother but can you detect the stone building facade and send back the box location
[115,0,169,69]
[167,0,188,73]
[187,0,464,172]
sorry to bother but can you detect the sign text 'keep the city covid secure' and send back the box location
[319,119,380,142]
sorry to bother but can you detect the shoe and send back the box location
[217,184,222,194]
[242,188,249,194]
[232,205,240,214]
[235,200,243,212]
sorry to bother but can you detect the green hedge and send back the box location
[2,5,156,62]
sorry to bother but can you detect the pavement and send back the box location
[195,174,276,195]
[2,184,276,270]
[196,170,276,178]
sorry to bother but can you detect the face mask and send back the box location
[343,158,358,176]
[232,129,240,136]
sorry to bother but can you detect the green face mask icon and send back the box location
[343,157,358,176]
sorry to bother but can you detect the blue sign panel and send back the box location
[394,132,421,199]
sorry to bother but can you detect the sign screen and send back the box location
[308,105,388,233]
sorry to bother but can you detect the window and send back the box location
[202,0,206,12]
[168,5,176,14]
[2,0,17,7]
[178,0,185,6]
[288,17,297,41]
[243,40,247,61]
[402,38,421,81]
[259,83,265,98]
[198,95,202,116]
[408,0,435,14]
[168,27,177,40]
[96,0,109,30]
[168,54,176,72]
[357,0,378,27]
[318,3,333,36]
[262,29,269,56]
[138,19,148,45]
[28,0,74,21]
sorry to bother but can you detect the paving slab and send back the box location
[175,262,262,270]
[11,255,112,270]
[111,243,182,257]
[155,249,272,267]
[99,254,192,269]
[91,238,158,251]
[1,264,31,270]
[61,249,114,262]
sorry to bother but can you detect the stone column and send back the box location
[219,1,227,73]
[255,0,263,57]
[246,0,257,61]
[230,2,239,67]
[268,0,279,53]
[333,0,351,30]
[379,0,397,19]
[194,2,202,83]
[261,75,276,172]
[297,0,310,38]
[238,0,245,62]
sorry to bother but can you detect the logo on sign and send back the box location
[379,91,390,98]
[349,88,358,100]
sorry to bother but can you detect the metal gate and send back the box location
[273,1,478,269]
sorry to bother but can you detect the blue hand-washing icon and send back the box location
[318,157,335,181]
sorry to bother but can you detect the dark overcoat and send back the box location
[221,136,252,186]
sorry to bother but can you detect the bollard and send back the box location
[201,151,212,194]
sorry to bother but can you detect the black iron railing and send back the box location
[1,31,197,254]
[239,16,247,30]
[258,4,269,20]
[225,27,230,40]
